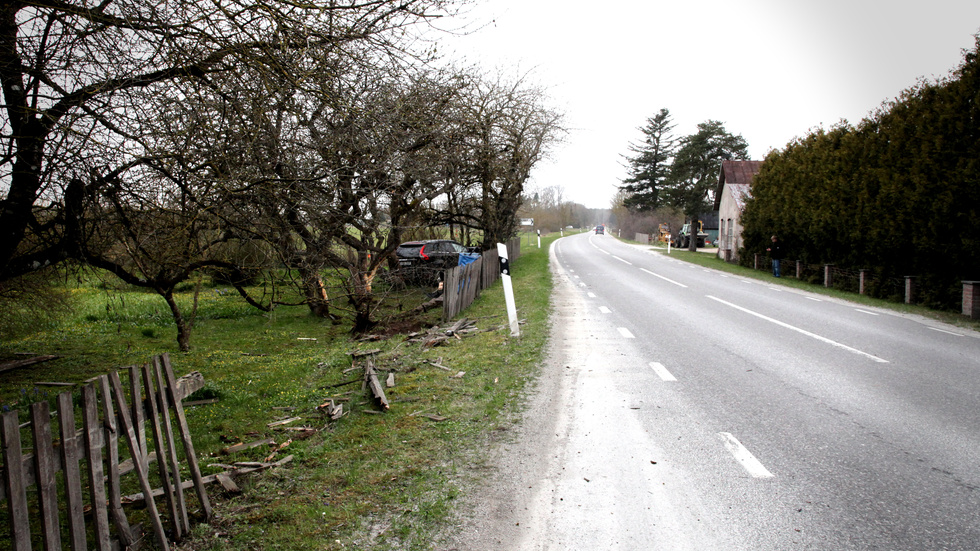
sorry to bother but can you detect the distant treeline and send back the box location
[741,35,980,310]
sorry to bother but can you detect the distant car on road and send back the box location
[594,225,605,235]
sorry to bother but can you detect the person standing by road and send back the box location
[766,235,784,277]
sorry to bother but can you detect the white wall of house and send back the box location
[716,183,749,261]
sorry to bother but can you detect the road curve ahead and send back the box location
[439,232,980,551]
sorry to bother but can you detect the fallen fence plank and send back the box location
[110,370,169,550]
[153,356,190,533]
[98,375,136,548]
[0,354,60,374]
[363,357,389,411]
[221,437,275,455]
[162,353,213,521]
[142,362,182,540]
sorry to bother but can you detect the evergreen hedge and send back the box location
[741,35,980,310]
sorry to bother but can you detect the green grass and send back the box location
[0,236,559,550]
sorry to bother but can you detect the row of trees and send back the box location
[740,35,980,310]
[618,109,748,249]
[518,185,606,232]
[0,0,564,347]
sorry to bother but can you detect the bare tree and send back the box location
[426,70,565,248]
[0,0,465,283]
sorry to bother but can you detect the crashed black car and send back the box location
[396,239,478,268]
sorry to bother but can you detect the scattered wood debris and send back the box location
[407,318,487,348]
[348,348,382,357]
[363,355,389,411]
[317,399,344,420]
[220,437,275,456]
[267,416,302,428]
[123,455,294,504]
[0,354,60,374]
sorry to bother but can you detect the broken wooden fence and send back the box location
[1,353,210,551]
[442,237,521,321]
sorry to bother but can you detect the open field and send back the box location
[0,234,561,550]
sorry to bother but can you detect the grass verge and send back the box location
[0,235,561,550]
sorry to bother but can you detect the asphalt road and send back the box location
[439,232,980,551]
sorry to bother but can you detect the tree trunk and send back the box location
[349,250,377,333]
[688,215,700,252]
[300,265,332,318]
[162,289,192,352]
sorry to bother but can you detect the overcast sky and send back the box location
[440,0,980,208]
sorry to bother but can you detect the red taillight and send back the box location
[419,245,429,260]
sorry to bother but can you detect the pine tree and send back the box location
[619,108,676,211]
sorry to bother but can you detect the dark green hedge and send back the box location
[741,35,980,310]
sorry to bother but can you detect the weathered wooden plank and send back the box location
[110,371,169,550]
[30,401,62,549]
[363,357,390,411]
[1,410,31,550]
[97,375,136,548]
[81,384,112,550]
[0,354,59,374]
[153,356,190,533]
[128,365,147,459]
[142,362,182,540]
[161,353,212,521]
[56,391,87,551]
[123,455,294,503]
[0,370,204,503]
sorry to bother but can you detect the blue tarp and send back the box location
[458,253,480,267]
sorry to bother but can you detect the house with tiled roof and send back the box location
[714,160,763,261]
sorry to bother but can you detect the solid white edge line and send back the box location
[612,255,633,265]
[617,327,635,339]
[706,295,889,363]
[718,432,774,478]
[928,326,963,336]
[649,362,677,382]
[639,268,688,288]
[854,309,879,316]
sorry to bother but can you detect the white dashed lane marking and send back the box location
[718,432,774,478]
[649,362,677,382]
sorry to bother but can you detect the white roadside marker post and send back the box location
[497,243,520,337]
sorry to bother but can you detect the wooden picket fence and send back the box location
[443,238,521,321]
[1,353,210,551]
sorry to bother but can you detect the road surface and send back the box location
[438,232,980,550]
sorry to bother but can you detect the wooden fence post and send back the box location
[30,401,61,548]
[1,410,30,551]
[824,265,834,288]
[57,391,88,550]
[963,281,980,319]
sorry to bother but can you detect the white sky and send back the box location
[440,0,980,208]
